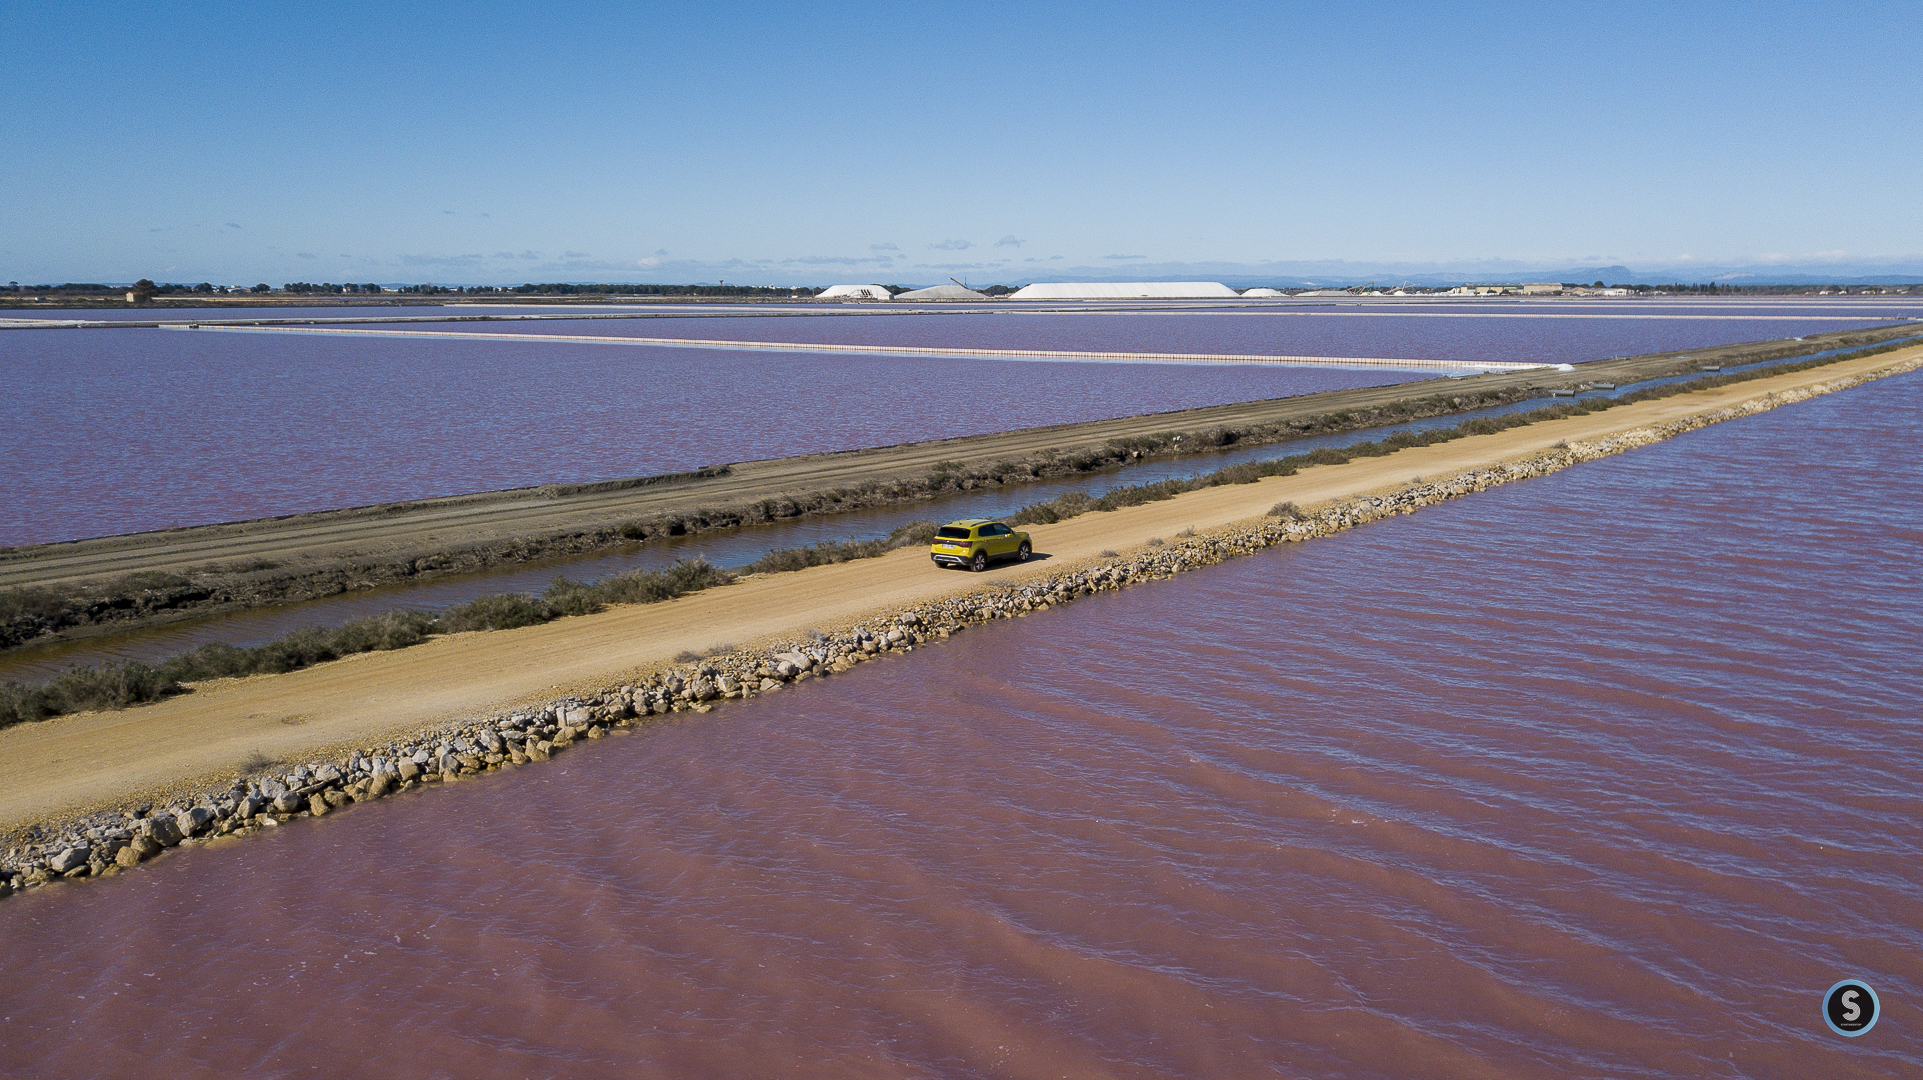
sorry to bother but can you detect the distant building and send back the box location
[1521,282,1564,295]
[1010,282,1239,300]
[1240,287,1285,297]
[816,284,893,300]
[893,283,988,301]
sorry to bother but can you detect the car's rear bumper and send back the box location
[931,552,971,566]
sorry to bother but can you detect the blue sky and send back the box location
[3,2,1918,286]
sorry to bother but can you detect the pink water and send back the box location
[0,327,1416,546]
[2,371,1916,1078]
[4,301,1909,546]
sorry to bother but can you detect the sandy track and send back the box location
[1,347,1918,829]
[6,327,1899,593]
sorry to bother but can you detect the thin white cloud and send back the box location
[784,255,877,265]
[995,235,1024,248]
[398,253,487,267]
[870,242,899,251]
[928,239,973,251]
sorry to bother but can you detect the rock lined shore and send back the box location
[2,355,1915,902]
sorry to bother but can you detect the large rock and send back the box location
[272,792,304,814]
[49,846,91,874]
[398,760,422,781]
[147,816,185,847]
[258,778,288,799]
[563,707,593,727]
[477,729,504,754]
[308,793,331,816]
[774,652,814,672]
[314,764,343,783]
[175,806,215,836]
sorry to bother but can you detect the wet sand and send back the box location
[2,345,1917,831]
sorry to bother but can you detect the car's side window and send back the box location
[985,524,1006,536]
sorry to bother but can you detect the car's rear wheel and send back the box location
[971,551,989,572]
[1017,542,1031,562]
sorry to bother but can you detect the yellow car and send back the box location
[930,518,1033,571]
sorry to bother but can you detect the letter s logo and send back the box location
[1824,980,1878,1036]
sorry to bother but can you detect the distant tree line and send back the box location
[500,282,822,298]
[6,279,1906,302]
[282,282,383,294]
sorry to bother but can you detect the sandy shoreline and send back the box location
[1,344,1917,839]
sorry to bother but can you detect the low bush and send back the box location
[0,661,180,726]
[441,593,550,632]
[0,586,71,622]
[742,521,935,576]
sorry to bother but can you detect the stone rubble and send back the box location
[1,357,1910,902]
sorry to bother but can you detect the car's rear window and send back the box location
[935,526,972,540]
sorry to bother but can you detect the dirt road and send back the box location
[2,346,1916,831]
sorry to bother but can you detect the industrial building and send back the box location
[1240,287,1285,297]
[1008,281,1239,300]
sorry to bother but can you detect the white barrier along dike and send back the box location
[160,323,1573,374]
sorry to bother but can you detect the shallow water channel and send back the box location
[2,339,1910,685]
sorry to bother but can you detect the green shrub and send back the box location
[440,593,550,632]
[0,586,71,621]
